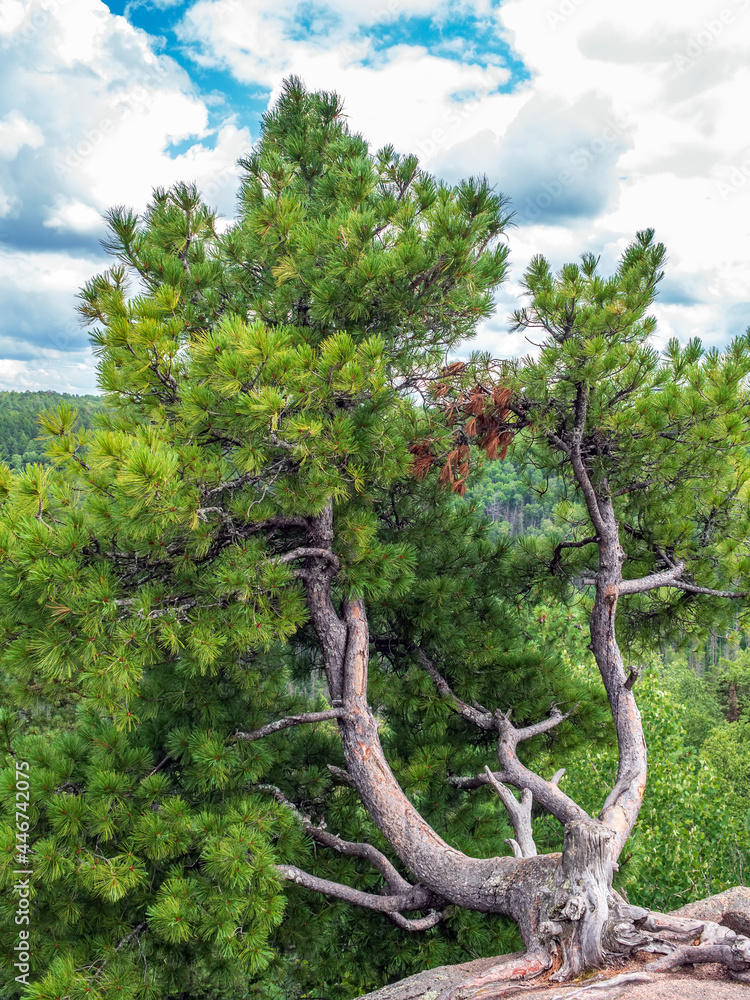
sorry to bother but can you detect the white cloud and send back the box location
[44,197,102,232]
[2,0,750,394]
[0,357,98,394]
[1,0,253,230]
[0,0,254,383]
[0,245,103,393]
[0,0,25,35]
[174,0,750,350]
[0,110,44,159]
[178,0,519,156]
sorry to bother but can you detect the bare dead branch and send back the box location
[501,703,576,744]
[276,865,437,913]
[268,431,296,451]
[584,560,748,600]
[195,506,227,522]
[147,756,171,777]
[258,785,410,892]
[233,709,352,742]
[273,547,340,569]
[618,561,686,595]
[670,580,750,599]
[494,707,590,826]
[115,922,147,952]
[449,764,567,793]
[388,910,446,932]
[446,773,490,790]
[451,761,587,827]
[483,767,537,858]
[201,473,255,500]
[416,648,495,730]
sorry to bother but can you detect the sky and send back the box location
[1,0,749,394]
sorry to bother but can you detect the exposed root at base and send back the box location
[432,905,750,1000]
[434,952,550,1000]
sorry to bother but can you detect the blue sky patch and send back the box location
[285,1,342,41]
[363,11,529,90]
[101,1,270,137]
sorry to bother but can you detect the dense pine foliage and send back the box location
[0,80,748,999]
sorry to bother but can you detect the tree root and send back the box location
[434,952,550,1000]
[610,901,750,968]
[546,972,654,1000]
[355,891,750,1000]
[645,939,750,974]
[431,904,750,1000]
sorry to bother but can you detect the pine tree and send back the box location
[1,79,750,1000]
[0,79,565,998]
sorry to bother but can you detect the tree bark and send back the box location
[288,504,750,996]
[355,893,750,1000]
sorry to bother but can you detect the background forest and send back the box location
[1,389,748,997]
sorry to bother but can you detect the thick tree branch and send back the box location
[233,709,352,742]
[501,704,576,744]
[582,561,749,600]
[493,707,590,826]
[617,561,685,595]
[449,709,587,828]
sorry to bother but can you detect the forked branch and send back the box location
[450,706,588,827]
[483,767,536,858]
[494,705,588,826]
[258,785,410,892]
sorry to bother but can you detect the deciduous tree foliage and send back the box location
[1,79,750,1000]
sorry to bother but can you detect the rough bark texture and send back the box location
[356,895,750,1000]
[267,497,750,997]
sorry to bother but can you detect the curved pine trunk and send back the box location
[301,504,750,991]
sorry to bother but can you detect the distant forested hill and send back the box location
[0,391,560,537]
[465,458,560,535]
[0,390,103,468]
